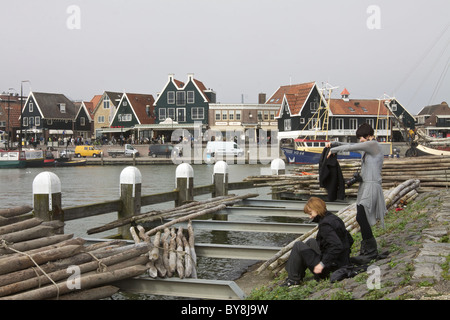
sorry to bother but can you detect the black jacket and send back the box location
[313,211,354,269]
[319,147,345,201]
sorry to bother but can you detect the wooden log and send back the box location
[176,228,185,279]
[145,204,227,237]
[0,206,32,218]
[182,236,193,278]
[187,220,197,278]
[0,234,74,255]
[0,244,83,276]
[54,285,119,300]
[162,228,172,277]
[0,218,43,236]
[0,225,58,244]
[149,232,161,261]
[168,229,176,275]
[0,243,150,297]
[146,261,158,278]
[1,265,148,300]
[129,226,141,244]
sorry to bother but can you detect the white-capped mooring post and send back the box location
[212,161,229,197]
[271,159,285,200]
[32,172,63,233]
[175,163,194,206]
[119,166,142,239]
[271,158,285,175]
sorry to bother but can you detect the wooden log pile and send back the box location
[245,156,450,198]
[255,178,421,275]
[0,205,152,300]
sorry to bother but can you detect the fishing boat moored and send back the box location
[0,150,27,169]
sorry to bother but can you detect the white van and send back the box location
[206,141,244,158]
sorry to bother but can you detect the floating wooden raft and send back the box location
[256,178,421,274]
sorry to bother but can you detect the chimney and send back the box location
[341,88,350,101]
[258,93,266,104]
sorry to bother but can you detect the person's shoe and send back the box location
[280,278,301,287]
[351,237,378,265]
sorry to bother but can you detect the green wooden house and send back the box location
[154,74,216,125]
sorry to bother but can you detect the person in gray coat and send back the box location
[327,123,386,264]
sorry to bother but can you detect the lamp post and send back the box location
[19,80,31,151]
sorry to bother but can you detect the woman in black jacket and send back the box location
[282,197,354,286]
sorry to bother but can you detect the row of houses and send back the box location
[1,73,449,148]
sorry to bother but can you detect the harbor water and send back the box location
[0,163,301,296]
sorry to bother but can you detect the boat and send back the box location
[54,158,87,167]
[0,150,27,168]
[24,149,45,167]
[281,139,361,164]
[43,151,56,167]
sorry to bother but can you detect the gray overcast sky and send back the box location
[1,0,449,114]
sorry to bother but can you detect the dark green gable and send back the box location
[110,95,140,128]
[154,74,212,125]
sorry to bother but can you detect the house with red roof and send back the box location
[110,93,155,142]
[270,82,415,142]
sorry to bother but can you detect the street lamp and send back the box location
[19,80,31,151]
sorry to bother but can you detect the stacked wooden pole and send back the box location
[0,206,151,300]
[129,221,198,279]
[256,179,421,275]
[245,156,450,198]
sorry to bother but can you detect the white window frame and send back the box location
[192,107,204,120]
[167,91,175,104]
[215,110,221,121]
[80,117,85,126]
[98,116,105,123]
[35,116,40,126]
[103,96,110,109]
[176,91,186,106]
[167,108,176,120]
[235,110,241,121]
[187,91,195,104]
[159,108,166,121]
[284,119,291,131]
[23,117,28,126]
[335,118,344,130]
[177,108,186,122]
[350,118,358,130]
[29,102,33,112]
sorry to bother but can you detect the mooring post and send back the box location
[176,163,194,206]
[32,172,63,233]
[119,166,142,239]
[271,159,285,200]
[271,158,285,175]
[212,160,229,197]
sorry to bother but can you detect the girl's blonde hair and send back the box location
[304,197,327,217]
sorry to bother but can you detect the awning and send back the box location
[49,130,73,134]
[98,128,132,133]
[135,123,203,130]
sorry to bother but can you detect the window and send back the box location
[362,107,368,112]
[29,102,33,112]
[168,108,176,120]
[47,119,53,125]
[176,91,186,106]
[35,117,40,126]
[192,107,204,120]
[335,118,344,130]
[103,96,110,109]
[235,110,241,121]
[309,118,320,130]
[284,119,291,131]
[222,110,227,121]
[391,103,398,111]
[367,119,375,128]
[59,103,66,113]
[23,117,28,126]
[159,108,166,121]
[348,107,355,112]
[119,114,132,122]
[310,102,319,111]
[98,116,105,123]
[264,111,269,121]
[270,111,275,121]
[258,111,263,121]
[167,91,175,104]
[228,111,234,121]
[123,101,127,107]
[187,91,195,104]
[215,110,221,121]
[80,117,85,126]
[300,118,305,124]
[350,119,358,130]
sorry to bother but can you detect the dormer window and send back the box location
[59,103,66,113]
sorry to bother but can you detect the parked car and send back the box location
[148,144,182,158]
[108,144,140,158]
[74,145,103,158]
[206,141,244,157]
[59,149,75,158]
